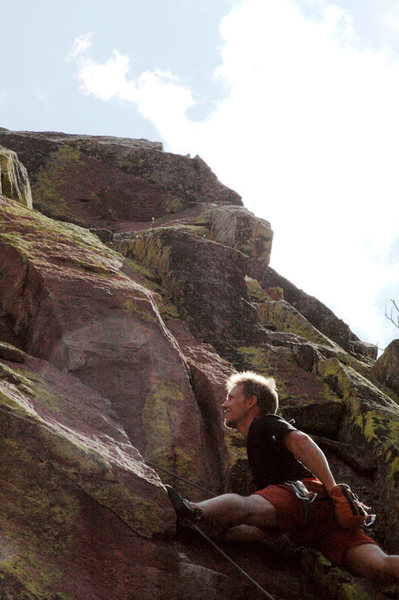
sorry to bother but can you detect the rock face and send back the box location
[0,145,32,208]
[261,266,378,361]
[0,127,398,600]
[372,339,399,395]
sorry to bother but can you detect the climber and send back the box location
[167,371,399,584]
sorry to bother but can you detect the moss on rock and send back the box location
[319,357,399,546]
[244,275,270,302]
[0,146,33,209]
[0,367,166,543]
[0,196,124,276]
[299,548,376,600]
[32,145,82,221]
[257,300,334,347]
[142,382,200,496]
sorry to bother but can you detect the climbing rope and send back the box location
[144,457,217,497]
[0,405,276,599]
[145,457,277,600]
[187,521,277,600]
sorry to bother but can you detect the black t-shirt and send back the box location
[247,415,312,489]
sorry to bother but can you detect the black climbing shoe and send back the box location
[165,485,203,523]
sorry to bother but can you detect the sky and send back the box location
[2,0,399,352]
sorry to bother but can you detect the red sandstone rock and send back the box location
[0,130,397,600]
[113,226,263,354]
[0,129,241,231]
[204,204,273,276]
[0,196,223,498]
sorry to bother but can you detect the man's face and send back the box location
[222,383,252,429]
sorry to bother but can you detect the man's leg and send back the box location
[191,493,278,532]
[222,524,269,542]
[345,544,399,584]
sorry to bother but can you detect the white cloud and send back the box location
[69,1,399,348]
[67,33,93,61]
[381,10,399,34]
[69,34,196,129]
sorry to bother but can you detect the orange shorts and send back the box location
[254,478,377,569]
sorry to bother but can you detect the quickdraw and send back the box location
[286,480,318,526]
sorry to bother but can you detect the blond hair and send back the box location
[226,371,278,415]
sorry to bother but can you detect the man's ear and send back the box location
[247,394,258,410]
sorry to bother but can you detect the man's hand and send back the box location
[329,483,375,529]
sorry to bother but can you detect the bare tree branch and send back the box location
[385,299,399,329]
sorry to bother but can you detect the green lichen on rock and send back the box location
[318,358,398,419]
[142,383,180,464]
[0,554,70,600]
[0,342,26,363]
[124,297,157,323]
[0,231,31,262]
[37,424,164,538]
[124,257,161,286]
[244,275,269,302]
[123,258,179,320]
[142,382,200,495]
[114,230,172,281]
[31,145,82,221]
[299,547,376,600]
[0,196,123,275]
[237,345,285,377]
[0,417,79,598]
[319,357,399,538]
[0,146,33,209]
[0,373,165,542]
[223,430,253,493]
[258,299,334,347]
[114,225,209,274]
[318,359,399,447]
[162,194,184,214]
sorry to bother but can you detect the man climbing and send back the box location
[167,371,399,584]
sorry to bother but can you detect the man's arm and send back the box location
[284,430,336,492]
[284,430,374,530]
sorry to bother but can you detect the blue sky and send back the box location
[2,0,399,351]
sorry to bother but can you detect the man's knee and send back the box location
[345,544,399,583]
[244,494,278,529]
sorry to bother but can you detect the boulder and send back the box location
[371,339,399,396]
[202,205,273,277]
[113,226,263,354]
